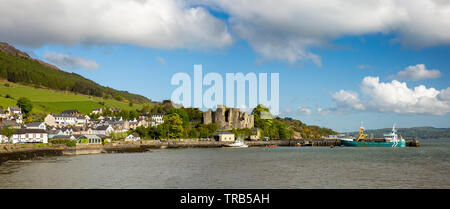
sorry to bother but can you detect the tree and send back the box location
[167,108,189,127]
[160,113,184,139]
[1,127,17,143]
[16,97,33,116]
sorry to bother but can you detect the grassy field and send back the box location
[0,80,145,115]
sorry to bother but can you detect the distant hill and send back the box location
[0,42,151,104]
[346,127,450,139]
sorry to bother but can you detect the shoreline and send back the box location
[0,139,420,165]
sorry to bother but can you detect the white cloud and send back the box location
[317,108,332,116]
[391,64,441,81]
[361,76,450,115]
[2,0,450,65]
[297,106,312,116]
[43,51,98,70]
[0,0,232,49]
[325,76,450,115]
[332,90,365,110]
[200,0,450,65]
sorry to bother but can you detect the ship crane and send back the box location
[355,122,369,142]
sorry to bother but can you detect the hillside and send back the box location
[0,80,144,117]
[347,127,450,139]
[0,42,151,103]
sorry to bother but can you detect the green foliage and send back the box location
[147,101,173,114]
[159,113,184,139]
[167,108,190,127]
[184,108,203,121]
[79,138,89,144]
[16,97,33,115]
[1,127,16,138]
[110,131,128,140]
[251,104,336,139]
[114,95,124,102]
[50,138,76,147]
[232,128,253,138]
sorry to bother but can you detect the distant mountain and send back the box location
[346,127,450,139]
[0,42,151,103]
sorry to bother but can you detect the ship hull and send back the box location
[341,140,406,147]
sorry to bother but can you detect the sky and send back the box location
[1,0,450,132]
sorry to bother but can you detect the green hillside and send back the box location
[0,80,144,116]
[0,42,150,103]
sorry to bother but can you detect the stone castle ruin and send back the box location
[202,105,254,130]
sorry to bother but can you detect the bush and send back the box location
[50,138,77,147]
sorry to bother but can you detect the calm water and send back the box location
[1,139,449,189]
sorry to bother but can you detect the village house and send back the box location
[110,107,121,112]
[151,113,164,126]
[125,133,141,141]
[8,106,21,116]
[75,115,90,126]
[49,127,74,136]
[214,132,235,142]
[249,128,260,140]
[47,128,60,139]
[25,122,46,130]
[8,129,48,144]
[0,119,21,129]
[139,113,147,120]
[60,109,79,116]
[44,114,77,127]
[11,116,23,124]
[72,126,93,135]
[92,125,114,136]
[127,118,149,130]
[91,108,103,115]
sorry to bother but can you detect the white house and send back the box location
[151,113,164,126]
[91,108,103,114]
[76,116,90,126]
[25,122,46,130]
[125,133,141,141]
[214,132,235,142]
[44,114,77,127]
[9,129,48,144]
[8,106,21,116]
[92,125,114,136]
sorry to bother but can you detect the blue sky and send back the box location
[3,0,450,132]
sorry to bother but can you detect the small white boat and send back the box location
[224,140,249,148]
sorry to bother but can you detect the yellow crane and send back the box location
[355,122,369,142]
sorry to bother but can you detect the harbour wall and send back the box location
[0,138,420,165]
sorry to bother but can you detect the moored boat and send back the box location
[224,140,249,148]
[341,124,406,147]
